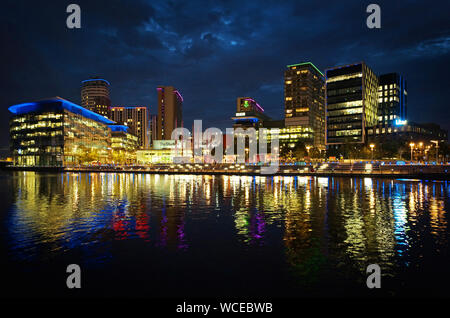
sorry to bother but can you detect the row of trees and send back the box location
[278,139,449,161]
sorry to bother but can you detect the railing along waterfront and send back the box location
[58,162,450,179]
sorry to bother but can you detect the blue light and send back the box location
[81,78,111,86]
[108,125,129,132]
[8,98,116,125]
[395,119,407,126]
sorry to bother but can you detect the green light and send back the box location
[243,100,250,108]
[286,62,324,77]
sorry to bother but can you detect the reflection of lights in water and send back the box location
[7,172,450,287]
[392,184,409,256]
[364,178,372,189]
[297,177,309,186]
[317,177,328,188]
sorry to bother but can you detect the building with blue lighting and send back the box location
[376,73,407,133]
[9,97,138,167]
[231,97,271,129]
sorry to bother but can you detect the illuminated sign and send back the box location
[235,112,246,116]
[395,119,407,126]
[153,140,176,149]
[243,100,250,108]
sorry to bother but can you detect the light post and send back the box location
[431,140,439,163]
[409,143,415,162]
[306,146,311,158]
[419,142,423,163]
[369,144,375,160]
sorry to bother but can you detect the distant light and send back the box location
[395,119,407,126]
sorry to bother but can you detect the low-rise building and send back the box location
[110,125,139,164]
[9,97,139,167]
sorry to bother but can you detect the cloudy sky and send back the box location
[1,0,449,149]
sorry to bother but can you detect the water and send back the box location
[0,171,449,298]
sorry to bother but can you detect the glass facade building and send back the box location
[377,73,407,133]
[326,62,378,145]
[9,98,138,167]
[110,125,139,164]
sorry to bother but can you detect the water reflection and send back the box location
[6,172,450,291]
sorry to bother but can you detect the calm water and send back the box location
[0,171,449,298]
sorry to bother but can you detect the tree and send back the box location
[280,141,306,162]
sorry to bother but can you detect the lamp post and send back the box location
[418,142,423,163]
[409,143,415,162]
[431,140,439,163]
[369,144,375,160]
[306,146,311,157]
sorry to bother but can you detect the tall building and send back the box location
[109,106,149,149]
[284,62,326,149]
[81,77,111,116]
[377,73,407,133]
[157,86,183,140]
[325,62,378,146]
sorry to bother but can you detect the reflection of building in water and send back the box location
[8,172,449,278]
[282,177,328,281]
[9,172,194,259]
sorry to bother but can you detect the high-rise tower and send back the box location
[81,77,111,116]
[284,62,326,149]
[157,86,183,140]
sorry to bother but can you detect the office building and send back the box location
[110,125,139,164]
[284,62,325,149]
[81,77,111,116]
[377,73,407,133]
[8,97,138,167]
[231,97,271,129]
[157,86,183,140]
[326,62,378,146]
[368,121,447,143]
[109,106,149,149]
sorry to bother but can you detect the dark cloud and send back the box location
[1,0,449,151]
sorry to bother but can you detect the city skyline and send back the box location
[2,1,450,306]
[1,0,449,151]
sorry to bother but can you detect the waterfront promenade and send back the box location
[5,161,450,180]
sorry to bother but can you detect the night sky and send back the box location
[1,0,449,153]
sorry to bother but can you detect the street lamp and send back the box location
[409,142,415,162]
[431,140,439,163]
[418,142,423,162]
[306,146,311,157]
[369,144,375,160]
